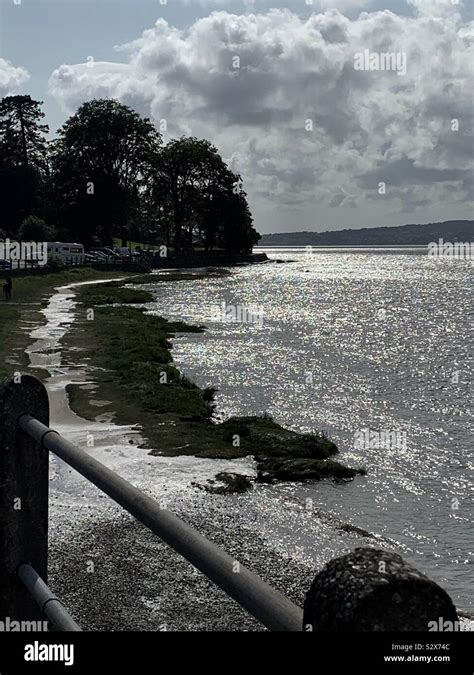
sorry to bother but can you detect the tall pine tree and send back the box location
[0,95,49,235]
[0,95,48,171]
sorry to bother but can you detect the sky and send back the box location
[0,0,473,234]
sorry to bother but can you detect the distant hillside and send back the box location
[258,220,474,246]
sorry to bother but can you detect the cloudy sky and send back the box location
[0,0,472,233]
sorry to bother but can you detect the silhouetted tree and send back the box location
[152,137,258,253]
[18,215,54,241]
[0,95,49,235]
[1,95,260,253]
[49,99,162,247]
[218,188,260,253]
[152,137,215,252]
[0,95,48,170]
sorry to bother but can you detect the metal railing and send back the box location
[0,375,458,632]
[0,374,303,632]
[18,412,303,632]
[17,563,82,632]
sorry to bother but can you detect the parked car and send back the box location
[86,252,105,263]
[90,249,108,259]
[91,247,120,259]
[91,248,124,263]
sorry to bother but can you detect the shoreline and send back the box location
[60,271,364,487]
[0,268,136,382]
[2,267,472,629]
[8,271,323,630]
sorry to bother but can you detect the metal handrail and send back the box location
[18,413,303,632]
[17,564,82,632]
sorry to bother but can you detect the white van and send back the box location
[47,242,85,265]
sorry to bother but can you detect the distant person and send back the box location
[3,275,12,301]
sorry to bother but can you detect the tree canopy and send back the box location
[49,99,162,247]
[0,95,260,253]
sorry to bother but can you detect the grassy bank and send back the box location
[0,268,132,381]
[63,277,365,487]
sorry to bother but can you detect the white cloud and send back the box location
[47,5,473,227]
[406,0,465,17]
[49,62,133,112]
[0,58,29,97]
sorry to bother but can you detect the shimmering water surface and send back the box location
[145,248,473,611]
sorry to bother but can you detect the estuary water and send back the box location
[144,247,473,613]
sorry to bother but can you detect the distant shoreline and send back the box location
[256,244,429,249]
[256,245,432,256]
[258,219,474,247]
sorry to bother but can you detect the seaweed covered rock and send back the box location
[219,416,338,459]
[194,472,253,495]
[257,457,365,483]
[217,416,363,484]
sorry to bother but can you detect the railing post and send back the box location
[303,547,458,631]
[0,374,49,622]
